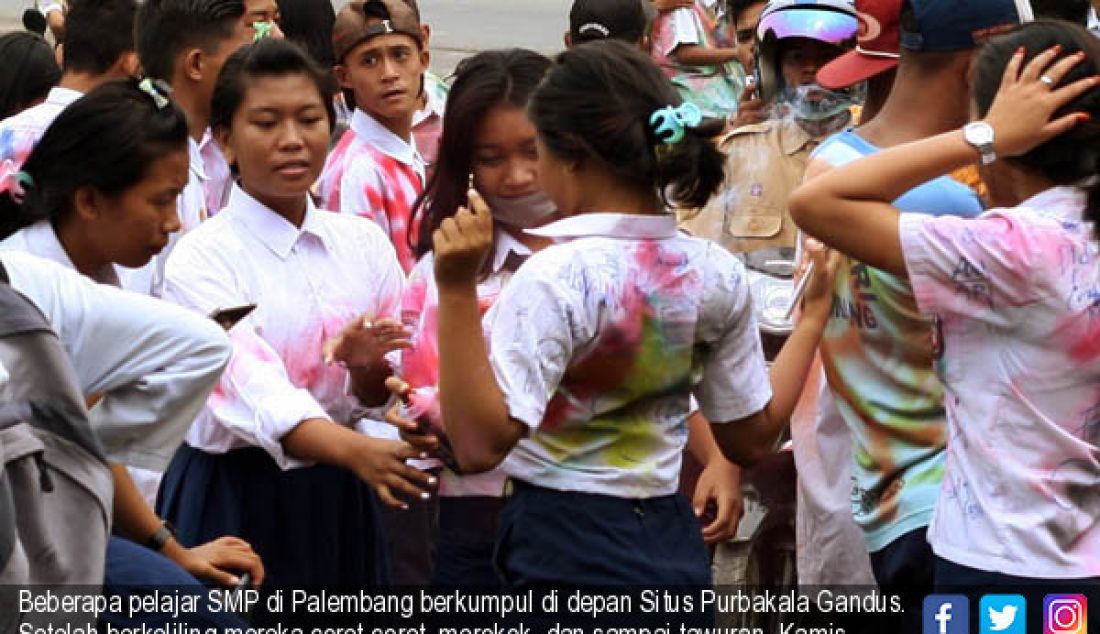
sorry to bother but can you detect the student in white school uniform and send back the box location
[418,40,835,586]
[128,0,258,296]
[318,0,430,273]
[158,39,433,593]
[791,21,1100,596]
[0,80,264,622]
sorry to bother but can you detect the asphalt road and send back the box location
[1,0,572,75]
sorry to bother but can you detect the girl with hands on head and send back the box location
[157,39,432,591]
[790,21,1100,586]
[429,39,835,586]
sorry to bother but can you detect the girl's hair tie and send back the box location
[649,102,703,145]
[0,163,34,204]
[137,78,173,110]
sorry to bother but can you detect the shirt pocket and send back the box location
[725,203,784,239]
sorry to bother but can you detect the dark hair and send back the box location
[21,8,48,36]
[0,79,189,239]
[0,32,61,119]
[275,0,336,68]
[62,0,138,75]
[1030,0,1090,25]
[529,39,724,209]
[211,38,336,132]
[134,0,245,82]
[973,21,1100,233]
[411,48,551,258]
[726,0,765,25]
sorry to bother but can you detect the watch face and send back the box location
[966,123,994,145]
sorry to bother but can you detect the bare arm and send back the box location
[673,44,740,67]
[790,46,1097,277]
[434,191,523,473]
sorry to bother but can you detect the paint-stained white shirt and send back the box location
[487,213,772,497]
[164,185,404,470]
[900,186,1100,578]
[0,250,230,471]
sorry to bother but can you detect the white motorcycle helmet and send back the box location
[753,0,858,104]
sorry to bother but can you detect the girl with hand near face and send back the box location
[158,39,432,590]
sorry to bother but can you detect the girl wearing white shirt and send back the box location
[158,39,432,590]
[0,79,261,594]
[425,40,835,585]
[791,21,1100,587]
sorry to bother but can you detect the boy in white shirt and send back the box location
[318,0,430,273]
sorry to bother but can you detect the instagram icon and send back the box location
[1044,595,1087,634]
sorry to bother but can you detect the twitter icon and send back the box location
[981,595,1026,634]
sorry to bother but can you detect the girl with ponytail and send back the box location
[791,20,1100,587]
[397,39,835,586]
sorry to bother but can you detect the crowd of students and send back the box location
[0,0,1098,630]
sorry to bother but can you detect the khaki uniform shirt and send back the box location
[681,118,817,254]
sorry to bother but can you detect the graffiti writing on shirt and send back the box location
[950,257,993,310]
[850,475,903,518]
[945,469,982,520]
[831,262,878,330]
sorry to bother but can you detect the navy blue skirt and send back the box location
[156,444,390,588]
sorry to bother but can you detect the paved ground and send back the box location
[1,0,571,75]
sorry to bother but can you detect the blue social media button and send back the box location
[925,595,969,634]
[980,595,1026,634]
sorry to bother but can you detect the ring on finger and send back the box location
[1040,75,1055,87]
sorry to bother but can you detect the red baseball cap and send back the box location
[816,0,901,89]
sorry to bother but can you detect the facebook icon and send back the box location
[924,595,970,634]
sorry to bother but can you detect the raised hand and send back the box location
[984,45,1099,157]
[433,188,494,289]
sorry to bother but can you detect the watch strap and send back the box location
[146,521,176,551]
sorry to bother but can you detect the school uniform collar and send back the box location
[350,108,424,170]
[780,118,818,156]
[45,87,84,109]
[412,74,446,128]
[226,184,329,258]
[525,212,678,241]
[188,137,207,181]
[23,220,120,286]
[1017,186,1087,223]
[492,228,532,273]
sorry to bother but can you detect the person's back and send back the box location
[806,0,1026,626]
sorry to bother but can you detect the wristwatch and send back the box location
[146,521,176,551]
[963,121,996,165]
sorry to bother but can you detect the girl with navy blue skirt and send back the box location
[403,40,837,586]
[156,39,433,589]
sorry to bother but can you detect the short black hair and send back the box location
[276,0,337,68]
[0,32,61,119]
[1030,0,1090,25]
[211,38,336,132]
[62,0,138,75]
[134,0,245,82]
[726,0,766,25]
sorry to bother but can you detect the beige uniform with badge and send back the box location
[681,118,817,254]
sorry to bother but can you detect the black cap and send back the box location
[569,0,648,44]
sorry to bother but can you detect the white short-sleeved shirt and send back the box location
[487,213,772,498]
[899,186,1100,578]
[0,250,230,471]
[164,185,404,470]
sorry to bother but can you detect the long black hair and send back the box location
[973,20,1100,235]
[0,79,189,240]
[411,48,552,259]
[528,39,725,211]
[0,32,60,120]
